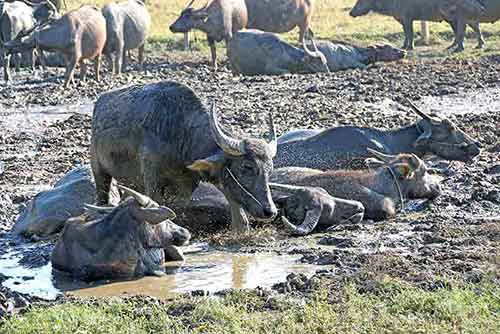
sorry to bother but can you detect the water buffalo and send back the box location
[169,0,248,71]
[91,81,278,232]
[270,183,365,236]
[272,149,441,221]
[51,186,191,281]
[274,99,481,170]
[229,29,328,75]
[5,5,106,88]
[102,0,151,75]
[443,0,500,51]
[0,0,58,81]
[170,0,315,70]
[349,0,485,51]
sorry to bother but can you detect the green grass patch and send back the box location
[2,279,499,334]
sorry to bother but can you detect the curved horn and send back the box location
[405,98,439,122]
[183,0,196,10]
[282,208,322,236]
[117,185,155,207]
[44,0,58,14]
[209,101,246,156]
[267,113,277,158]
[269,182,304,194]
[366,148,396,162]
[84,204,115,214]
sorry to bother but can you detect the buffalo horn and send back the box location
[209,101,246,156]
[366,148,396,162]
[117,185,155,207]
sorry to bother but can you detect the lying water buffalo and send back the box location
[170,0,248,70]
[91,81,278,232]
[0,0,58,81]
[270,183,365,236]
[170,0,315,70]
[349,0,484,51]
[443,0,500,51]
[51,186,191,281]
[5,5,106,88]
[275,99,481,170]
[229,29,328,75]
[102,0,151,75]
[272,149,441,221]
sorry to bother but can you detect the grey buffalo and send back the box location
[102,0,151,75]
[272,149,441,221]
[91,81,278,232]
[274,99,481,170]
[51,186,191,281]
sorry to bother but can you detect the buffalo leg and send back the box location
[141,159,164,204]
[94,54,101,82]
[138,44,145,68]
[91,156,113,205]
[63,55,77,88]
[229,201,250,232]
[80,59,87,82]
[208,36,217,71]
[452,18,466,52]
[447,20,459,50]
[122,49,128,72]
[115,45,124,75]
[37,46,46,71]
[401,17,415,50]
[2,48,10,82]
[468,21,485,49]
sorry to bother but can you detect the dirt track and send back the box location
[0,52,499,310]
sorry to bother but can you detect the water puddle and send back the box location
[0,101,93,136]
[0,243,322,300]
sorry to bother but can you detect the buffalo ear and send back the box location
[392,163,413,179]
[187,153,225,178]
[365,158,385,170]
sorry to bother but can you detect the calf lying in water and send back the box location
[51,186,191,281]
[228,29,406,75]
[271,149,441,221]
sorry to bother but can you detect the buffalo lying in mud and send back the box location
[170,0,315,70]
[102,0,151,75]
[51,186,191,281]
[272,149,441,221]
[349,0,485,51]
[170,0,248,70]
[275,99,481,170]
[228,30,405,75]
[0,0,58,81]
[171,182,365,236]
[270,183,365,236]
[91,81,278,232]
[5,5,107,88]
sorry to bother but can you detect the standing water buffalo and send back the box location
[0,0,58,81]
[102,0,151,75]
[349,0,485,51]
[51,186,191,281]
[272,150,441,221]
[442,0,500,52]
[5,5,107,88]
[275,99,481,170]
[229,29,328,75]
[91,81,278,232]
[169,0,248,70]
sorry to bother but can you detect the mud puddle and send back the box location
[0,101,93,137]
[0,243,324,300]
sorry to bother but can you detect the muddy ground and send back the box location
[0,51,499,314]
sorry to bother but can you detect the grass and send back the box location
[1,278,499,334]
[65,0,500,57]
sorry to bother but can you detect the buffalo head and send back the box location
[169,0,209,33]
[350,0,375,17]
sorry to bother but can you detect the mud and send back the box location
[0,50,499,314]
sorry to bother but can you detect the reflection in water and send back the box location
[0,245,320,300]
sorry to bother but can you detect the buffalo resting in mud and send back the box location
[52,186,191,281]
[91,81,278,232]
[270,183,365,236]
[228,30,405,75]
[272,149,441,221]
[5,5,107,88]
[275,99,481,170]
